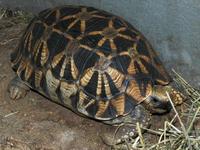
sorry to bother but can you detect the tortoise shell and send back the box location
[10,5,171,120]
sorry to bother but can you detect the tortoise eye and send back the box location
[150,96,161,107]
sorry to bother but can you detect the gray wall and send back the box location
[1,0,200,85]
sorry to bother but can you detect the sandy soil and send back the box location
[0,17,198,150]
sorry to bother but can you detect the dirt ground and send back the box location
[0,17,198,150]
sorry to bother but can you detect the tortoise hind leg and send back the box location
[8,76,30,100]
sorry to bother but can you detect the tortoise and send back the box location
[8,5,184,138]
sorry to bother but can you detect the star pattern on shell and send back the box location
[60,7,108,33]
[87,19,138,52]
[10,5,172,121]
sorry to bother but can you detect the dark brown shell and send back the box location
[11,5,171,120]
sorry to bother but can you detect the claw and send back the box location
[9,85,27,100]
[8,76,29,100]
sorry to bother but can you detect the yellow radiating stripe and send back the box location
[80,44,93,51]
[52,28,63,34]
[67,19,79,30]
[60,81,77,100]
[92,14,107,19]
[127,60,137,75]
[96,51,106,57]
[24,62,33,81]
[118,51,129,56]
[45,69,60,100]
[117,33,134,41]
[126,80,141,102]
[51,52,64,68]
[78,91,96,110]
[80,69,94,86]
[106,67,124,89]
[136,57,149,74]
[117,27,126,32]
[98,37,106,47]
[79,90,87,106]
[96,73,102,96]
[126,80,152,103]
[95,101,109,117]
[103,74,112,98]
[90,11,98,14]
[35,70,43,88]
[88,31,102,35]
[55,9,60,22]
[81,7,87,12]
[52,28,74,40]
[156,79,169,85]
[70,57,79,80]
[80,20,86,33]
[61,15,76,20]
[108,19,113,28]
[40,41,49,66]
[34,41,42,62]
[109,39,117,50]
[28,32,32,52]
[84,99,95,109]
[111,94,125,115]
[17,59,26,75]
[59,57,68,77]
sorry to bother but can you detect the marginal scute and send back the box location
[95,100,110,118]
[60,81,77,106]
[111,94,125,116]
[34,70,43,88]
[77,90,96,116]
[45,69,60,101]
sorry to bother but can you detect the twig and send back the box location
[136,122,145,149]
[166,92,188,137]
[0,37,19,45]
[187,107,200,134]
[4,111,18,118]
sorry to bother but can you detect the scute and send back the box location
[10,5,171,121]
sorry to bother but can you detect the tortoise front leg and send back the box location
[103,105,151,144]
[8,76,30,100]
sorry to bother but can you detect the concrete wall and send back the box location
[1,0,200,85]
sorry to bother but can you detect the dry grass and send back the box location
[112,70,200,150]
[0,8,33,22]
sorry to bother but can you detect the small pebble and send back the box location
[123,135,129,139]
[129,132,134,137]
[116,139,121,143]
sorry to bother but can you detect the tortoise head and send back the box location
[143,85,185,114]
